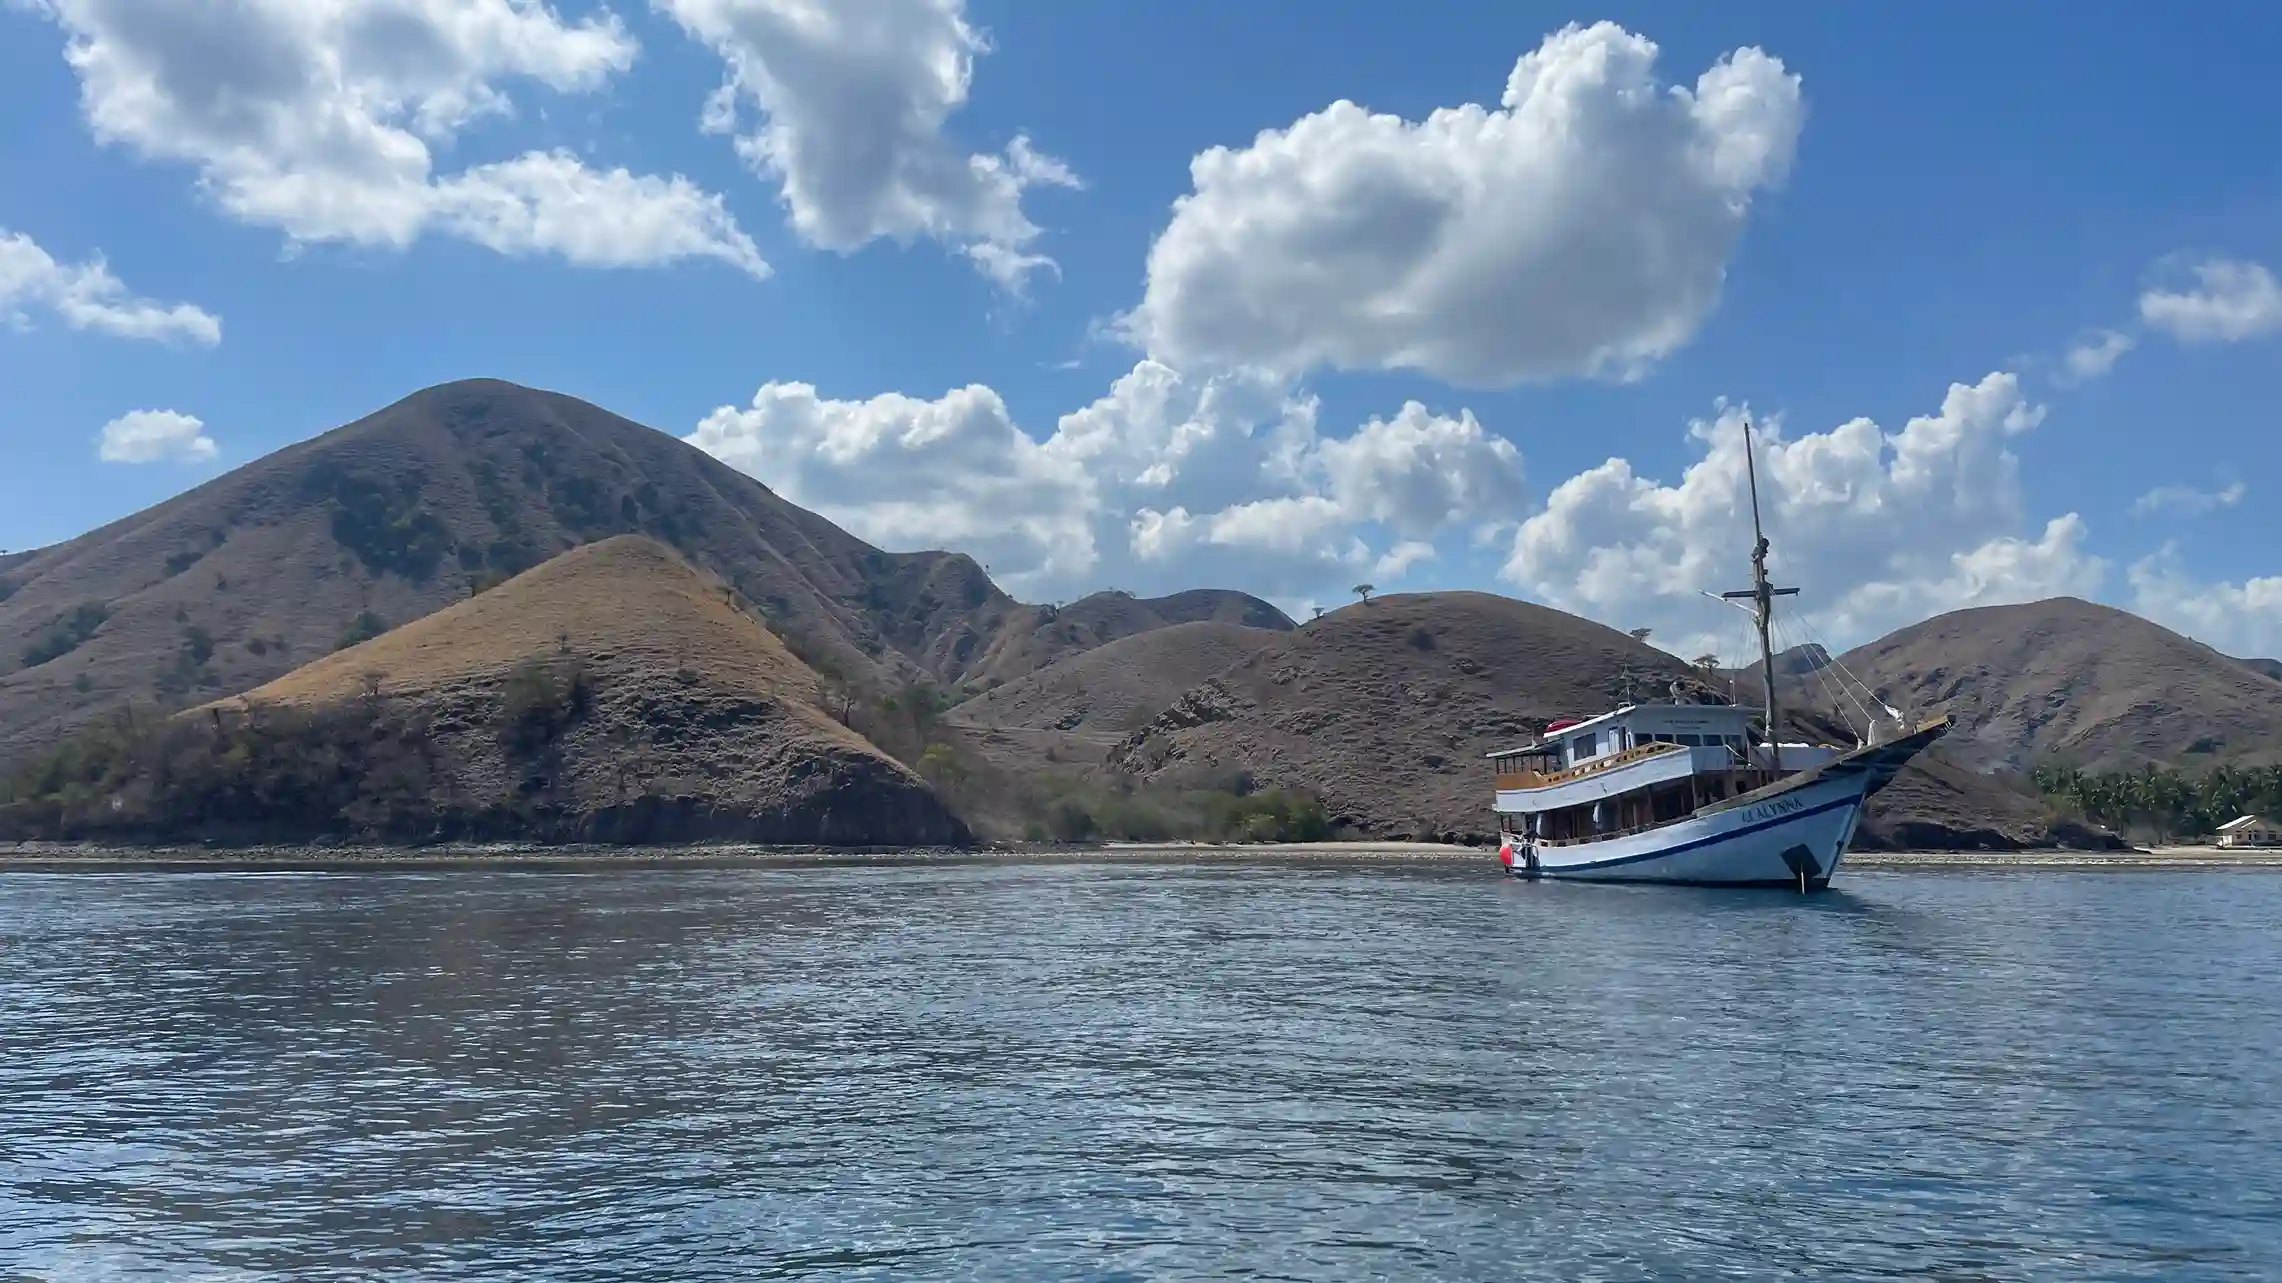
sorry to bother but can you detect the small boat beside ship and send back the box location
[1490,419,1947,890]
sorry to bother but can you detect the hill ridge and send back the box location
[0,378,1284,770]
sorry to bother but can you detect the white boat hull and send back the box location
[1505,770,1867,887]
[1497,720,1944,889]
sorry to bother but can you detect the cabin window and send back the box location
[1676,734,1702,747]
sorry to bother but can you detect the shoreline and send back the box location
[6,839,2282,870]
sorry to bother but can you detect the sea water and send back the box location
[2,856,2278,1280]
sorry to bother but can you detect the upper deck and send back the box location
[1487,702,1840,814]
[1488,704,1755,777]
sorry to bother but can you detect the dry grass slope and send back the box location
[1838,597,2282,772]
[226,535,829,713]
[3,536,968,847]
[950,621,1283,734]
[1106,591,1700,842]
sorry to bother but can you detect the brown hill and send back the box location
[1094,591,2114,849]
[951,621,1284,735]
[2236,656,2282,684]
[1836,597,2282,772]
[962,589,1291,686]
[1104,592,1699,841]
[0,537,968,846]
[0,379,1283,771]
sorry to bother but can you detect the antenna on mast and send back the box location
[1719,415,1798,772]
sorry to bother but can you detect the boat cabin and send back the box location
[2217,815,2282,849]
[1487,703,1842,846]
[1536,704,1753,770]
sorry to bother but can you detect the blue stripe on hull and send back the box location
[1525,876,1833,889]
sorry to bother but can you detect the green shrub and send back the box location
[546,474,614,535]
[1009,771,1334,846]
[917,742,968,788]
[22,602,109,668]
[156,625,220,698]
[334,611,388,652]
[310,465,450,580]
[1047,800,1097,842]
[1197,787,1332,843]
[498,658,592,754]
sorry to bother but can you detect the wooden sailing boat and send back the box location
[1489,418,1948,889]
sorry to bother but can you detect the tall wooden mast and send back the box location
[1721,416,1797,772]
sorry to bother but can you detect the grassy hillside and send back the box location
[1837,597,2282,772]
[1103,591,1701,842]
[951,621,1283,735]
[1,537,968,846]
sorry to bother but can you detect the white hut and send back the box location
[2215,815,2282,849]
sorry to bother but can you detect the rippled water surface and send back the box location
[4,857,2280,1280]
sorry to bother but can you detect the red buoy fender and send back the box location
[1498,840,1515,868]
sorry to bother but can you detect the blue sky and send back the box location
[4,1,2280,657]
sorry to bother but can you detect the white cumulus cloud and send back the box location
[1502,372,2107,658]
[35,0,765,276]
[2138,258,2282,344]
[1313,403,1523,536]
[1122,21,1802,385]
[97,409,217,463]
[684,380,1097,586]
[2129,548,2282,658]
[2059,328,2134,383]
[2132,479,2245,518]
[1373,540,1438,582]
[0,228,221,344]
[685,360,1522,600]
[659,0,1079,289]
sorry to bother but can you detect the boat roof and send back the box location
[1484,699,1765,757]
[1482,705,1636,758]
